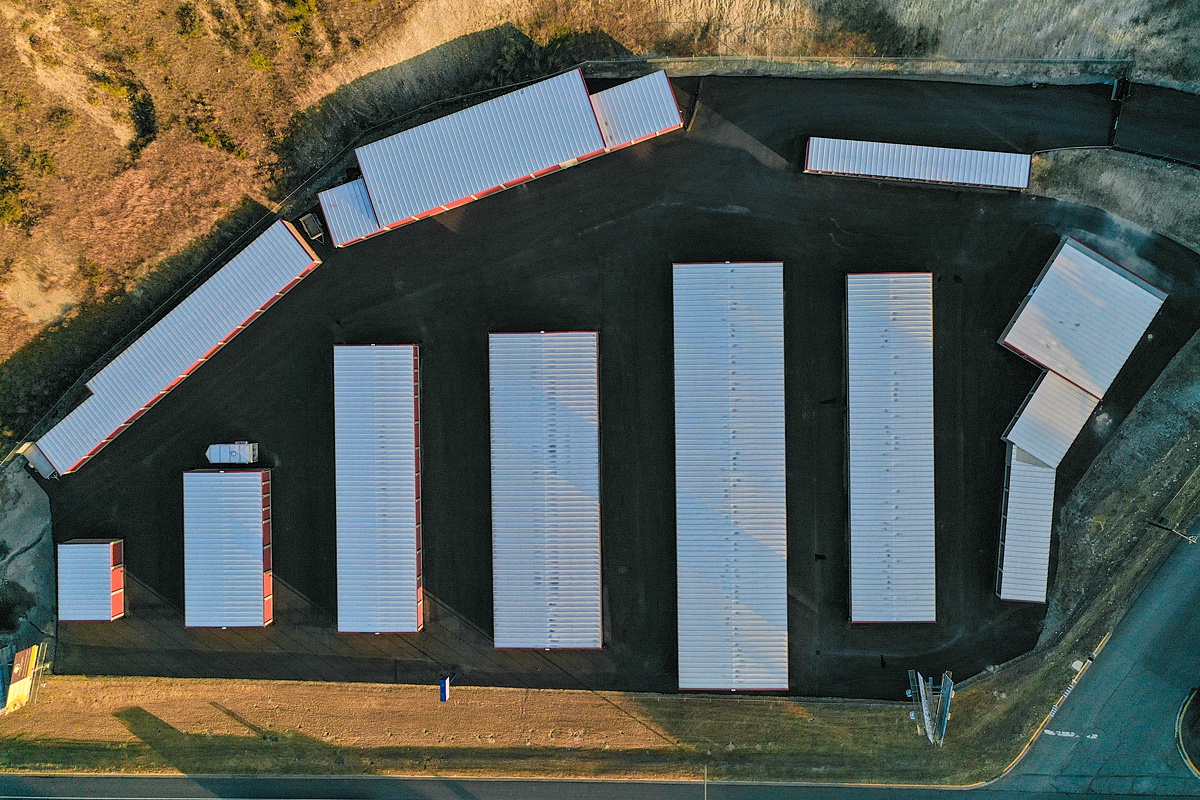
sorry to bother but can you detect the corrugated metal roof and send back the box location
[847,273,937,624]
[673,263,788,691]
[334,345,422,634]
[489,332,601,649]
[1002,239,1166,399]
[998,445,1056,603]
[588,70,684,151]
[1004,370,1099,469]
[37,221,320,475]
[318,178,384,247]
[57,540,120,622]
[805,137,1031,189]
[357,70,606,229]
[184,470,270,628]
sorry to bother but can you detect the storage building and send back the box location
[847,273,936,624]
[34,221,320,476]
[334,345,423,634]
[318,178,385,248]
[489,331,601,649]
[183,469,273,628]
[1001,238,1167,399]
[673,262,788,691]
[1003,371,1099,469]
[57,539,124,622]
[996,446,1057,603]
[588,71,684,151]
[805,137,1031,189]
[356,70,606,231]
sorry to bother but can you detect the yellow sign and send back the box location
[4,644,41,713]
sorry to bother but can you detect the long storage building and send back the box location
[489,331,602,649]
[57,539,125,622]
[334,345,423,634]
[34,221,320,476]
[805,137,1031,190]
[357,70,607,231]
[184,469,273,628]
[673,262,788,691]
[846,273,936,624]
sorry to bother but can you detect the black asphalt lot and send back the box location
[41,77,1200,699]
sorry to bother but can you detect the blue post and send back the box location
[439,675,452,702]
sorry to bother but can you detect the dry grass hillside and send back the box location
[0,0,1197,446]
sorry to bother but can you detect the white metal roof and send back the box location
[847,273,937,624]
[36,221,320,475]
[356,70,606,230]
[673,263,788,691]
[184,470,270,627]
[998,446,1057,603]
[588,70,684,151]
[57,539,120,622]
[1002,239,1167,399]
[489,332,601,649]
[1004,370,1099,469]
[334,345,422,634]
[318,178,384,247]
[805,137,1031,189]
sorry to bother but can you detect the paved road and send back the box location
[1001,535,1200,798]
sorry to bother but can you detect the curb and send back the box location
[1176,689,1200,780]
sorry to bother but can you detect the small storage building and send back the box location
[183,469,273,628]
[34,221,320,476]
[318,178,385,248]
[334,345,423,634]
[847,273,936,624]
[673,262,788,691]
[1003,371,1099,469]
[489,331,601,649]
[588,71,684,151]
[996,446,1057,603]
[57,539,124,622]
[356,69,606,231]
[805,137,1031,189]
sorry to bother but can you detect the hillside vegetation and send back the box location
[0,0,1197,446]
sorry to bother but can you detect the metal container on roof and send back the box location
[334,345,422,634]
[847,273,936,624]
[489,331,601,650]
[673,263,788,691]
